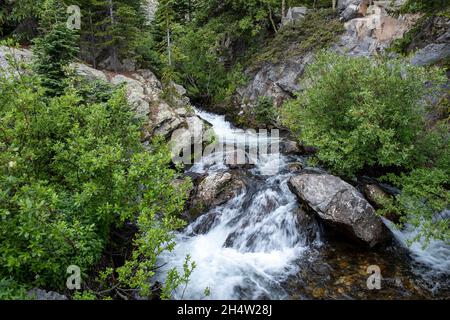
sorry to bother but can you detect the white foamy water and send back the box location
[156,109,306,299]
[190,109,284,175]
[157,185,306,299]
[385,218,450,274]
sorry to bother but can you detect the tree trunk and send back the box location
[108,0,118,72]
[167,28,172,66]
[88,10,97,69]
[269,6,278,33]
[282,0,286,17]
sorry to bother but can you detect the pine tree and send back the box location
[72,0,144,71]
[32,22,79,96]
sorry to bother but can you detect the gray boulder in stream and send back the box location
[288,173,389,247]
[187,171,246,221]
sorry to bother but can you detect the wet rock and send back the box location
[282,140,301,155]
[295,207,318,244]
[227,162,256,170]
[287,162,303,173]
[28,289,68,300]
[190,211,221,235]
[288,173,390,247]
[188,171,246,220]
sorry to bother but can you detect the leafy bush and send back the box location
[0,278,29,300]
[0,55,191,294]
[281,51,446,176]
[255,96,277,125]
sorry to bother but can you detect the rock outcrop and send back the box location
[235,52,314,109]
[408,16,450,67]
[0,45,208,161]
[335,2,420,56]
[288,173,389,247]
[0,46,32,77]
[281,7,308,27]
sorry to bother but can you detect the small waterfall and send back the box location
[157,109,308,299]
[156,108,450,300]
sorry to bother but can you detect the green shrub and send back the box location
[72,290,97,300]
[255,96,277,125]
[0,57,190,293]
[378,168,449,245]
[281,51,447,177]
[0,278,29,300]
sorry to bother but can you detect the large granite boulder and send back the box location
[288,173,389,247]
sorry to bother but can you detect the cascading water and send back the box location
[156,109,450,300]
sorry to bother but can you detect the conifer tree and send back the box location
[32,22,79,96]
